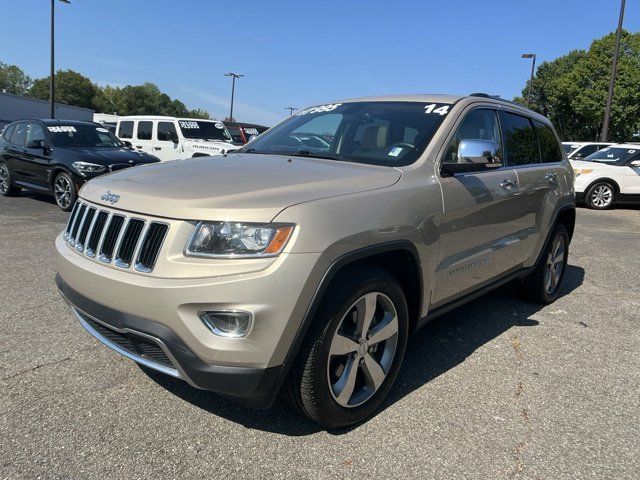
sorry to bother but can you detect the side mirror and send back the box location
[442,139,502,176]
[630,160,640,167]
[27,139,46,149]
[122,140,133,148]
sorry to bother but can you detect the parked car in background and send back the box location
[0,119,159,210]
[562,141,612,160]
[225,121,269,144]
[56,94,575,427]
[572,144,640,209]
[116,116,236,161]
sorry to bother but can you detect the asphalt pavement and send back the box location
[1,191,638,479]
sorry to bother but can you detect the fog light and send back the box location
[199,310,252,338]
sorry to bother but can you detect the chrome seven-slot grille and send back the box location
[64,201,169,273]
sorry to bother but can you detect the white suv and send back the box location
[562,141,612,160]
[572,143,640,209]
[116,116,236,162]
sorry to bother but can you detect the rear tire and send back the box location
[585,181,615,209]
[0,162,21,197]
[53,171,77,211]
[283,267,409,428]
[522,224,569,304]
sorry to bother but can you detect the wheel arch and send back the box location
[283,241,423,368]
[585,177,621,195]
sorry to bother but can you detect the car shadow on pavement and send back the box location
[142,264,585,436]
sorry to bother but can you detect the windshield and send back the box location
[237,101,452,166]
[178,120,232,142]
[47,124,123,148]
[563,144,580,154]
[584,146,639,165]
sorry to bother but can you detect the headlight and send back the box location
[73,162,107,174]
[573,168,593,177]
[185,221,294,258]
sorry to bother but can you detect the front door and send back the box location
[21,122,52,188]
[155,121,182,161]
[433,107,525,305]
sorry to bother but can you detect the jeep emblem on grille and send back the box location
[101,191,120,205]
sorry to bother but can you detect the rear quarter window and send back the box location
[533,120,563,163]
[118,121,134,139]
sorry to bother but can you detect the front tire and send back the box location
[53,171,77,211]
[283,267,409,428]
[585,181,615,209]
[523,224,569,304]
[0,162,21,196]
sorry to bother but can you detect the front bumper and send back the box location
[57,275,286,408]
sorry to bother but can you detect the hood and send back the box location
[56,147,158,165]
[80,153,402,221]
[570,160,615,170]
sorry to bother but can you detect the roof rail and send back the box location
[469,92,529,109]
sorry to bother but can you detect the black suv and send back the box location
[0,119,159,210]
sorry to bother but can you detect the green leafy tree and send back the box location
[0,61,32,95]
[516,31,640,142]
[29,69,99,110]
[186,108,211,119]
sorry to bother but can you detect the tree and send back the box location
[29,69,98,110]
[0,61,32,95]
[516,31,640,142]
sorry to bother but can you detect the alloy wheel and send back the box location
[54,175,72,209]
[590,184,613,208]
[327,292,399,408]
[544,234,565,294]
[0,164,8,194]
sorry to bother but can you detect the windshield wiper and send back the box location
[293,150,347,161]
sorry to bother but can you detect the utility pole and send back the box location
[285,107,297,116]
[601,0,626,142]
[50,0,70,119]
[224,72,244,121]
[521,53,536,108]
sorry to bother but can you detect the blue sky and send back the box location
[1,0,638,125]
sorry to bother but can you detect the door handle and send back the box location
[545,172,558,182]
[500,179,516,189]
[153,147,162,151]
[135,145,143,149]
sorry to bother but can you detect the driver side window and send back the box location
[444,109,502,165]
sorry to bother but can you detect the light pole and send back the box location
[224,72,243,121]
[285,106,297,116]
[521,53,536,108]
[50,0,70,119]
[601,0,626,142]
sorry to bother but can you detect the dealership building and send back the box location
[0,91,93,128]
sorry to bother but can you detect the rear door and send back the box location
[620,149,640,194]
[433,107,522,304]
[133,120,155,157]
[5,122,29,182]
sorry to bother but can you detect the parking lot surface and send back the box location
[1,192,638,479]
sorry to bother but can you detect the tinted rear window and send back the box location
[533,120,563,163]
[118,121,134,139]
[9,123,28,146]
[501,112,539,166]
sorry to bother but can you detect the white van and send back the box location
[115,116,236,162]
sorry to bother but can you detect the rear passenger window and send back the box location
[533,121,562,163]
[157,121,177,142]
[501,112,539,166]
[137,121,153,140]
[2,124,16,141]
[9,123,28,146]
[118,121,133,139]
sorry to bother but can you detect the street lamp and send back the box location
[601,0,627,142]
[50,0,70,119]
[521,53,536,108]
[285,106,297,116]
[224,72,244,121]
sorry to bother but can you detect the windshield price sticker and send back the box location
[96,127,109,133]
[296,103,342,116]
[244,128,259,135]
[47,126,77,133]
[179,121,200,129]
[214,122,224,129]
[424,104,450,115]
